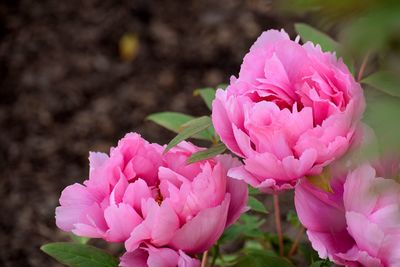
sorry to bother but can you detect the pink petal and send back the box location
[346,211,385,258]
[178,250,200,267]
[123,178,152,213]
[343,165,378,215]
[120,250,148,267]
[104,203,143,242]
[211,90,243,157]
[56,183,96,231]
[250,29,290,51]
[226,177,248,227]
[170,195,230,254]
[146,246,179,267]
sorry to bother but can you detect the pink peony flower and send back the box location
[295,164,400,266]
[212,29,365,192]
[55,133,248,266]
[120,245,199,267]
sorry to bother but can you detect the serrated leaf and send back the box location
[306,167,333,193]
[164,116,212,152]
[194,88,216,110]
[146,112,211,140]
[362,71,400,98]
[248,196,268,214]
[187,143,226,163]
[41,242,118,267]
[295,23,338,52]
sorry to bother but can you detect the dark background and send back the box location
[0,1,300,266]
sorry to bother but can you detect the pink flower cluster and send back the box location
[56,133,248,266]
[55,28,400,267]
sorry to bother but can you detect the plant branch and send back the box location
[288,226,305,258]
[201,250,209,267]
[273,194,284,256]
[357,51,371,82]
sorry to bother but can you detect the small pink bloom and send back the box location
[295,164,400,266]
[212,29,365,192]
[55,133,248,264]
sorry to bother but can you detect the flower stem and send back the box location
[357,51,370,82]
[201,250,209,267]
[273,194,284,256]
[210,244,219,267]
[288,226,305,258]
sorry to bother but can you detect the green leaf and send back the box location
[363,88,400,154]
[164,116,212,152]
[249,186,262,195]
[295,23,338,52]
[309,260,333,267]
[235,249,294,267]
[362,71,400,98]
[69,234,90,244]
[41,242,118,267]
[220,214,266,242]
[187,143,226,164]
[299,243,321,265]
[194,88,216,110]
[248,196,268,214]
[217,83,228,90]
[146,112,211,140]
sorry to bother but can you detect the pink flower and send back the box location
[120,245,199,267]
[212,29,365,192]
[55,133,248,266]
[295,164,400,266]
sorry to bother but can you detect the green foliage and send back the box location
[220,214,266,242]
[194,88,216,110]
[187,143,226,163]
[363,88,400,153]
[362,71,400,98]
[164,116,212,152]
[309,260,334,267]
[286,210,300,228]
[217,83,228,90]
[234,249,294,267]
[69,234,90,245]
[40,243,118,267]
[266,233,293,256]
[299,243,323,266]
[248,196,268,214]
[146,112,212,141]
[249,186,262,195]
[294,23,354,73]
[295,23,338,52]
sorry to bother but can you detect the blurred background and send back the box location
[1,0,399,266]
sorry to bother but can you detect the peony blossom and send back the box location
[212,29,365,192]
[55,133,248,266]
[295,164,400,266]
[120,245,199,267]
